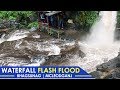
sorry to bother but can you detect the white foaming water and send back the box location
[0,38,5,44]
[0,30,29,44]
[0,34,6,44]
[68,11,120,73]
[6,30,29,41]
[86,11,117,46]
[48,45,61,56]
[37,43,61,55]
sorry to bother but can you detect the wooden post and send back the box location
[58,31,60,39]
[46,16,50,33]
[38,11,41,31]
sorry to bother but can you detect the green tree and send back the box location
[69,11,98,30]
[117,11,120,28]
[0,11,37,29]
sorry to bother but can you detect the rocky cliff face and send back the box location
[90,51,120,79]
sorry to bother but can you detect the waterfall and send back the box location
[86,11,117,47]
[69,11,120,73]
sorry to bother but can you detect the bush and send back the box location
[70,11,98,30]
[27,21,39,29]
[0,11,37,29]
[117,11,120,28]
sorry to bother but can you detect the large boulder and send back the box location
[90,51,120,79]
[42,42,86,66]
[0,20,19,29]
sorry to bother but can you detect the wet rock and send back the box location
[0,20,19,29]
[60,43,86,58]
[78,50,86,58]
[42,43,86,66]
[30,56,45,63]
[97,63,110,72]
[42,55,69,66]
[111,71,120,79]
[46,55,62,61]
[90,71,102,79]
[104,69,120,79]
[96,56,120,72]
[103,74,113,79]
[91,51,120,79]
[116,63,120,68]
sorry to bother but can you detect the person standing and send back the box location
[50,15,54,27]
[58,13,64,29]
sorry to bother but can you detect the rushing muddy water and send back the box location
[0,29,80,66]
[0,11,120,74]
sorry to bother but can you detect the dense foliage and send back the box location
[0,11,38,29]
[0,11,99,30]
[69,11,99,30]
[117,11,120,28]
